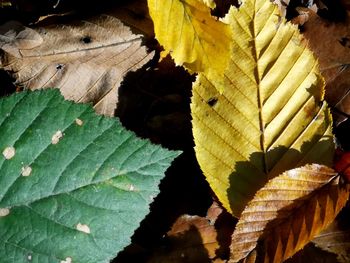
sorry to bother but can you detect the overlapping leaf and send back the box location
[147,0,232,79]
[191,0,334,217]
[0,15,154,116]
[312,206,350,263]
[230,164,349,263]
[0,89,180,263]
[294,9,350,124]
[148,202,235,262]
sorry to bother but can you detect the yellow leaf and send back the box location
[191,0,334,217]
[147,0,232,79]
[229,164,349,263]
[200,0,216,9]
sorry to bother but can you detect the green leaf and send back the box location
[0,89,180,263]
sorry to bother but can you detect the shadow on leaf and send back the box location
[228,137,334,215]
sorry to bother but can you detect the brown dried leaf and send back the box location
[340,0,350,11]
[312,205,350,263]
[0,15,154,116]
[0,20,43,58]
[147,202,236,262]
[298,10,350,124]
[230,164,349,263]
[107,1,154,38]
[286,243,339,263]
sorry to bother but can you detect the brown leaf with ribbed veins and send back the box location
[294,9,350,124]
[230,164,350,263]
[0,15,154,116]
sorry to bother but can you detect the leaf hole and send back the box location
[207,97,218,107]
[56,64,64,70]
[81,36,92,44]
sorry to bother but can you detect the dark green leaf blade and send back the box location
[0,89,180,263]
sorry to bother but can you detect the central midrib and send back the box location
[251,1,268,177]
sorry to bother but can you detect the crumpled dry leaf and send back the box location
[0,15,154,116]
[229,164,349,263]
[273,0,319,19]
[296,9,350,124]
[106,1,154,39]
[312,205,350,263]
[147,202,236,262]
[0,20,43,58]
[286,243,339,263]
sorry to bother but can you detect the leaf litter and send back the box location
[2,1,350,262]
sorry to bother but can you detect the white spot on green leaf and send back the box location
[2,146,15,159]
[75,118,83,126]
[0,208,10,217]
[21,166,32,177]
[51,130,63,144]
[60,257,72,263]
[76,223,90,234]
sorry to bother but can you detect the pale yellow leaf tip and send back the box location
[200,0,216,9]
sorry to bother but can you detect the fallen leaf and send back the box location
[106,0,155,39]
[312,204,350,263]
[229,164,349,263]
[0,15,154,116]
[0,89,180,262]
[286,243,339,263]
[0,20,43,58]
[147,0,232,81]
[0,1,11,8]
[296,9,350,124]
[191,0,334,217]
[147,202,236,262]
